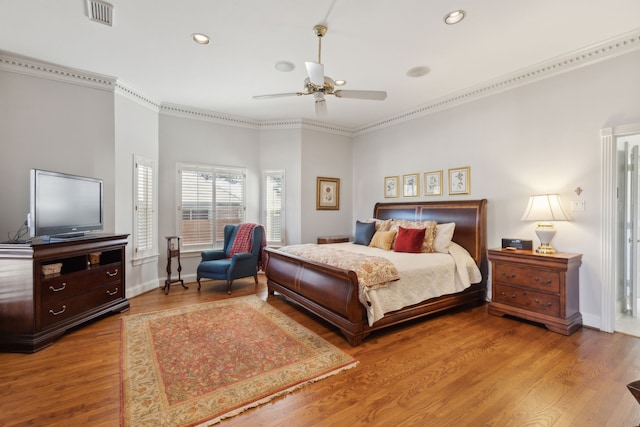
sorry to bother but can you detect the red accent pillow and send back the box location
[394,226,426,253]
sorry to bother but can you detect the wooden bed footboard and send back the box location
[265,199,488,346]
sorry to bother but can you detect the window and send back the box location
[178,163,246,250]
[133,155,155,259]
[264,169,285,246]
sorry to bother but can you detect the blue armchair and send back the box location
[196,223,265,294]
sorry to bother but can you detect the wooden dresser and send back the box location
[0,234,129,353]
[488,248,582,335]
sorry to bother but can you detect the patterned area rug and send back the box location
[120,295,358,426]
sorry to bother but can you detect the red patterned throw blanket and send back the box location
[229,223,267,270]
[278,244,400,291]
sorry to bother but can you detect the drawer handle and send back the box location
[49,305,67,316]
[106,288,119,296]
[106,269,119,277]
[501,272,516,279]
[534,299,552,307]
[500,291,516,299]
[49,283,67,292]
[534,277,552,285]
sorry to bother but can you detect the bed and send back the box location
[264,199,488,346]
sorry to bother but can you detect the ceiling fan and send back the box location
[252,25,387,118]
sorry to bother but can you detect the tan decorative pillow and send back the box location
[389,220,437,252]
[369,230,397,250]
[434,222,456,253]
[367,218,392,232]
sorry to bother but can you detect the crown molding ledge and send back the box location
[353,28,640,136]
[160,103,261,129]
[115,81,160,111]
[0,50,116,91]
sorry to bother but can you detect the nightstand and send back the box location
[487,248,582,335]
[317,235,350,244]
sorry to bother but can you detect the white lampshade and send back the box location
[521,194,571,254]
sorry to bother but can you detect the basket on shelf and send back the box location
[42,263,62,276]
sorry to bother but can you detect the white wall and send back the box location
[0,69,115,239]
[259,128,302,245]
[114,90,160,297]
[157,113,261,282]
[301,128,354,243]
[353,49,640,329]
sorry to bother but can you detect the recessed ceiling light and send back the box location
[274,61,295,72]
[406,66,430,78]
[334,80,346,86]
[444,10,466,25]
[191,33,210,44]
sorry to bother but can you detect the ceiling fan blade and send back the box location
[252,92,304,100]
[334,90,387,101]
[314,92,328,118]
[305,61,325,87]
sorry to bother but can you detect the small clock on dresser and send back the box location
[488,248,582,335]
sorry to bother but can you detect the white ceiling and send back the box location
[2,0,640,130]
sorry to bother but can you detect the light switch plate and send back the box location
[571,200,585,211]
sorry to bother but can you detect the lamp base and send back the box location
[535,224,557,254]
[535,243,556,254]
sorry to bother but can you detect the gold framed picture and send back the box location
[424,170,442,196]
[316,177,340,210]
[384,176,399,198]
[448,166,470,195]
[403,173,419,197]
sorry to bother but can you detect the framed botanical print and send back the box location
[424,170,442,196]
[384,176,399,198]
[316,177,340,210]
[403,173,419,197]
[448,166,470,195]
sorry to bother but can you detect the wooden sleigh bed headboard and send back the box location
[265,199,488,345]
[374,199,488,277]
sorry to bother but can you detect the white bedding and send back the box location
[328,242,482,326]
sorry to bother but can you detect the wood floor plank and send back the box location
[1,275,640,426]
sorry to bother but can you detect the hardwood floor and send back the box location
[2,275,640,426]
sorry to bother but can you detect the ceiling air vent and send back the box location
[86,0,113,26]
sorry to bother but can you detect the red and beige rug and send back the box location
[120,295,358,426]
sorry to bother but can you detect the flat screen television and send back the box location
[29,169,104,238]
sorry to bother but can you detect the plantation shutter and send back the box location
[177,164,246,250]
[179,165,214,247]
[133,156,155,259]
[264,170,284,245]
[214,168,246,245]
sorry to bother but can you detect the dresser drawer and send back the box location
[41,263,122,304]
[493,283,560,317]
[40,282,124,329]
[493,263,560,293]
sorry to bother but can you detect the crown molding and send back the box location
[160,103,261,129]
[0,50,116,91]
[160,104,353,135]
[3,28,638,137]
[115,81,160,111]
[353,28,640,136]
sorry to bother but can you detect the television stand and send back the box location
[0,233,129,353]
[48,232,87,241]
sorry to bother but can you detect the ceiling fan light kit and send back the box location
[253,24,388,118]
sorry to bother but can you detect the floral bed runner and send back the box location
[278,244,400,291]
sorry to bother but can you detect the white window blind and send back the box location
[264,170,285,245]
[178,164,246,250]
[133,155,155,258]
[214,168,246,244]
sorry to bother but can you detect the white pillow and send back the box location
[434,223,455,253]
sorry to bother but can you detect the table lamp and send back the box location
[520,194,572,254]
